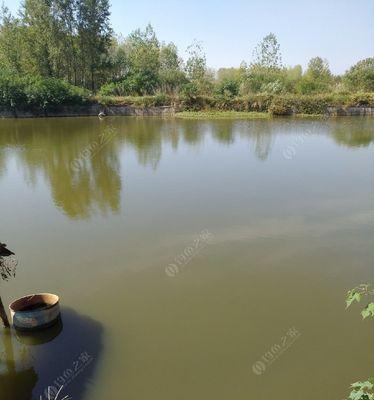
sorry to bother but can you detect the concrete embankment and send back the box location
[0,104,175,118]
[0,104,373,118]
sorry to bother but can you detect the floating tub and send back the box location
[9,293,60,331]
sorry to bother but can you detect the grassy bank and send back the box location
[1,71,373,116]
[96,92,374,116]
[175,111,270,119]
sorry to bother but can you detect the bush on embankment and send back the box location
[1,70,373,115]
[95,93,172,107]
[0,71,89,109]
[96,92,374,115]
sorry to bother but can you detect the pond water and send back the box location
[0,116,373,400]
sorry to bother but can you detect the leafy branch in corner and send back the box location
[346,283,373,400]
[348,379,374,400]
[346,284,374,319]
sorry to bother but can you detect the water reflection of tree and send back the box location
[4,116,372,222]
[180,121,205,146]
[211,121,235,145]
[0,149,7,180]
[0,119,122,220]
[237,120,275,160]
[0,329,38,400]
[121,119,163,169]
[331,119,374,148]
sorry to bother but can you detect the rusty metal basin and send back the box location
[9,293,60,331]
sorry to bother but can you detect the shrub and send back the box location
[99,82,122,97]
[24,76,89,108]
[214,78,240,97]
[96,94,172,107]
[0,71,89,109]
[343,58,374,92]
[0,70,27,107]
[347,92,374,107]
[268,98,293,115]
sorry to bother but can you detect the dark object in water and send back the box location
[9,293,61,331]
[0,243,14,257]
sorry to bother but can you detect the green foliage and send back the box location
[0,5,25,73]
[344,58,374,92]
[283,65,303,92]
[215,78,240,97]
[268,97,292,115]
[217,67,244,83]
[159,42,187,93]
[0,70,27,107]
[185,41,213,95]
[0,0,111,90]
[102,26,187,96]
[346,284,374,319]
[297,57,333,94]
[345,285,373,400]
[175,111,269,120]
[96,94,171,107]
[252,33,282,69]
[121,24,160,95]
[0,4,373,107]
[271,94,330,115]
[0,70,88,108]
[348,379,374,400]
[173,92,374,115]
[24,76,89,108]
[77,0,112,90]
[241,65,285,94]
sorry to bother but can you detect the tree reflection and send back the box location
[236,120,275,160]
[0,117,372,221]
[0,118,122,220]
[331,118,374,148]
[211,121,235,145]
[121,119,163,169]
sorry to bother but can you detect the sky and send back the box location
[4,0,374,74]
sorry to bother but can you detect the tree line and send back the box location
[0,0,373,98]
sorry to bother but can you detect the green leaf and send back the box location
[348,390,364,400]
[349,379,374,400]
[361,303,374,319]
[346,291,362,308]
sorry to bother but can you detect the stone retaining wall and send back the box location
[326,106,374,116]
[0,104,175,118]
[0,104,373,118]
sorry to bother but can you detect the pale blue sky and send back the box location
[4,0,374,74]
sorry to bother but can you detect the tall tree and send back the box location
[77,0,112,90]
[20,0,58,77]
[185,41,212,94]
[159,42,186,93]
[297,57,333,94]
[252,33,282,69]
[51,0,80,84]
[343,58,374,92]
[122,24,160,94]
[0,6,25,73]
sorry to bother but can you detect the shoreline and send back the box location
[1,103,374,120]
